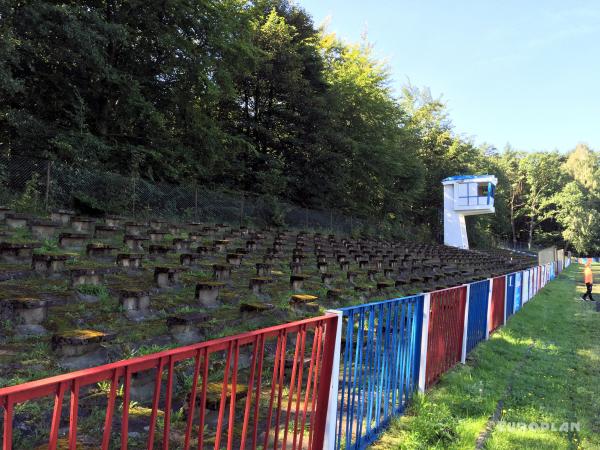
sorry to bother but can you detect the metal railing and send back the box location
[490,276,506,334]
[514,272,523,313]
[425,286,467,388]
[465,280,489,355]
[334,296,423,450]
[0,314,338,450]
[0,259,571,449]
[505,273,516,318]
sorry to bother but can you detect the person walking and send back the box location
[581,260,595,301]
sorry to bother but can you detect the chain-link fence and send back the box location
[0,154,363,233]
[494,238,541,256]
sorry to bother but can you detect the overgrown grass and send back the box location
[75,283,109,299]
[372,264,600,450]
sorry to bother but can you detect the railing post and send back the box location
[486,277,494,340]
[461,284,470,364]
[523,271,527,303]
[312,314,339,450]
[418,293,431,392]
[503,275,508,325]
[529,269,533,299]
[324,310,343,450]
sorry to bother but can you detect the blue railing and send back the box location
[514,272,522,312]
[466,280,489,354]
[329,261,565,449]
[335,295,423,450]
[506,273,516,317]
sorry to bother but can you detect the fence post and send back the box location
[44,160,51,212]
[194,185,198,222]
[131,176,137,219]
[486,278,494,340]
[240,191,245,227]
[324,310,343,450]
[461,284,471,364]
[418,293,431,392]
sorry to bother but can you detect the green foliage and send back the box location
[76,283,109,299]
[10,173,42,213]
[1,0,598,250]
[255,195,289,227]
[39,239,59,253]
[8,226,33,243]
[555,181,600,254]
[121,343,174,361]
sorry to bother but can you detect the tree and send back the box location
[563,144,599,192]
[2,0,598,251]
[319,32,424,232]
[519,152,566,249]
[555,181,600,254]
[554,145,600,254]
[497,146,526,245]
[400,86,481,238]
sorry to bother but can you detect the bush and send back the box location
[11,173,42,214]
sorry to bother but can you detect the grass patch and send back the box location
[75,283,109,299]
[372,264,600,450]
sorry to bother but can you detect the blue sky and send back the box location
[297,0,600,152]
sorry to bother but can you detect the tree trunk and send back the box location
[528,217,535,249]
[510,200,517,247]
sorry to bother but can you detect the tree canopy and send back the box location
[1,0,598,253]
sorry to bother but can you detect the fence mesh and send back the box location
[0,155,361,233]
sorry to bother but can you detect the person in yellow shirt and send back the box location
[581,260,594,301]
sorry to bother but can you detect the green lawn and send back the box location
[371,264,600,450]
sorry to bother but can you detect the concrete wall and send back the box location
[557,249,565,264]
[538,246,557,265]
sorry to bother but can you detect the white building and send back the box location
[442,175,498,249]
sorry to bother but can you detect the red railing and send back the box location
[489,276,506,334]
[0,314,338,450]
[425,286,467,388]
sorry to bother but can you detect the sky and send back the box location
[297,0,600,153]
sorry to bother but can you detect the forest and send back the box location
[1,0,599,254]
